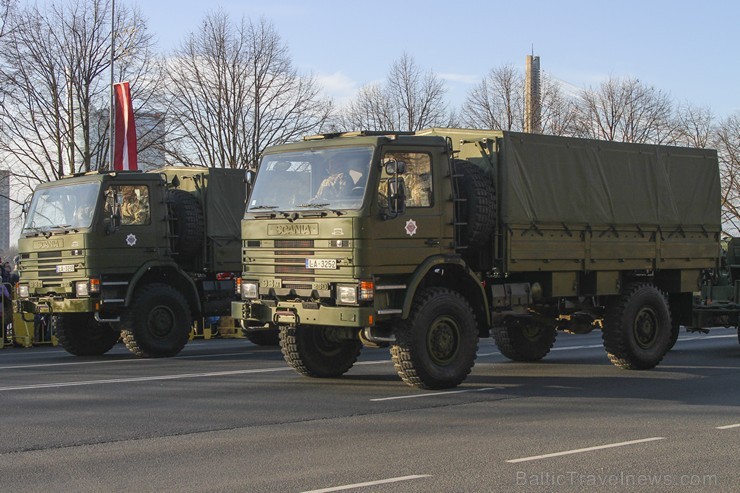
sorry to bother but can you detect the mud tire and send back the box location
[454,159,496,249]
[245,327,280,346]
[53,313,119,356]
[279,325,361,377]
[167,189,204,258]
[120,283,192,358]
[493,318,557,362]
[602,283,672,370]
[390,287,479,389]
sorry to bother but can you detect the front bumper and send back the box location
[16,297,98,315]
[232,300,375,328]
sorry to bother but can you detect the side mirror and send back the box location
[384,160,406,175]
[385,177,406,218]
[106,213,121,235]
[246,168,256,185]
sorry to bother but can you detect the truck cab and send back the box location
[17,167,247,357]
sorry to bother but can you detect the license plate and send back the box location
[305,258,337,270]
[56,264,76,273]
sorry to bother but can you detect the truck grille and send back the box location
[274,240,314,248]
[20,250,66,283]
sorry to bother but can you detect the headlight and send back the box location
[18,285,29,298]
[241,281,258,300]
[337,285,358,305]
[75,281,90,297]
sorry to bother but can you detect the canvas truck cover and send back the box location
[202,168,246,271]
[498,132,721,229]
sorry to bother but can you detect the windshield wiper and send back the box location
[24,226,51,238]
[250,205,279,210]
[295,203,344,216]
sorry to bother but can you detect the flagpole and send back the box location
[109,0,115,170]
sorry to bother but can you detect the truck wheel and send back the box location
[602,283,672,370]
[493,318,557,361]
[668,321,680,350]
[454,160,496,249]
[167,189,204,258]
[279,325,362,377]
[53,313,119,356]
[120,283,192,358]
[245,327,280,346]
[390,287,478,389]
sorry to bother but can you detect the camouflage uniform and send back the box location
[120,187,149,225]
[314,170,351,201]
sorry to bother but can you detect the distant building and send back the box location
[0,170,9,252]
[91,108,166,171]
[136,112,166,171]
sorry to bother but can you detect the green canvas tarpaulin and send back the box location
[498,132,721,229]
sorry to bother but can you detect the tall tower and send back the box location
[524,54,541,134]
[0,170,9,252]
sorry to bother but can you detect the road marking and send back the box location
[0,366,295,392]
[506,437,666,463]
[0,358,154,370]
[301,475,431,493]
[371,387,499,402]
[551,344,603,351]
[678,334,736,342]
[0,351,260,370]
[716,423,740,430]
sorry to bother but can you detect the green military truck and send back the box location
[15,166,252,357]
[232,129,723,389]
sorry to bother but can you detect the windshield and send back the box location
[22,181,101,233]
[248,146,373,212]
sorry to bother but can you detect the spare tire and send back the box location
[453,159,496,249]
[167,189,204,258]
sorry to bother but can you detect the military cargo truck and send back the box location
[16,167,250,357]
[232,129,722,389]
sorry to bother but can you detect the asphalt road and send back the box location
[1,328,738,493]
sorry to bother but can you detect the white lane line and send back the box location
[678,334,736,342]
[371,387,500,402]
[353,360,393,366]
[0,366,294,392]
[0,350,286,370]
[506,437,666,464]
[0,359,154,370]
[716,423,740,430]
[301,475,431,493]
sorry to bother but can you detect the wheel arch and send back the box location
[124,261,201,317]
[401,255,490,336]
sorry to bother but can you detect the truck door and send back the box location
[374,149,444,266]
[95,183,164,266]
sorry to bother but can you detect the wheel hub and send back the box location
[427,316,460,365]
[633,307,658,348]
[148,305,176,338]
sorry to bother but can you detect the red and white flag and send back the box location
[113,81,137,171]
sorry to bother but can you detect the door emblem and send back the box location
[126,234,137,246]
[405,219,418,236]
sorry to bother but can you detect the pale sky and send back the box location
[135,0,740,119]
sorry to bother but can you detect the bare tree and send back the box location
[576,76,675,144]
[674,103,714,148]
[461,64,524,131]
[0,0,158,199]
[339,53,450,132]
[716,113,740,233]
[539,73,579,136]
[163,14,331,169]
